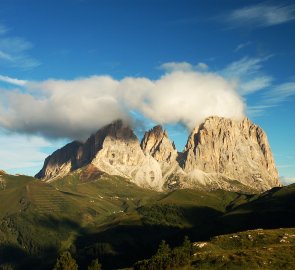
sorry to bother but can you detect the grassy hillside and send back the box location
[0,170,294,269]
[192,228,295,270]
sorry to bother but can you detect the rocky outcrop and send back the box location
[36,117,281,192]
[140,125,185,188]
[182,116,280,191]
[35,141,83,180]
[89,121,164,190]
[36,121,164,190]
[141,125,178,163]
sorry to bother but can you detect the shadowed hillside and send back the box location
[0,171,294,269]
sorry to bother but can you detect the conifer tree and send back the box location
[53,251,78,270]
[87,258,102,270]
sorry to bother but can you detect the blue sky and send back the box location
[0,0,295,184]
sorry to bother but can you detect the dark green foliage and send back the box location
[87,259,101,270]
[133,237,193,270]
[53,251,78,270]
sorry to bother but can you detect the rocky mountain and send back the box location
[35,141,83,179]
[37,121,164,190]
[36,116,281,192]
[182,117,280,191]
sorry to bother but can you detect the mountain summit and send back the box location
[36,117,281,192]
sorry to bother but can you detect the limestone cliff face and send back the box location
[182,116,280,191]
[35,141,82,180]
[141,125,178,163]
[36,121,164,190]
[36,117,281,192]
[140,125,185,188]
[89,121,163,190]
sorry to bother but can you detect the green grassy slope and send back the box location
[192,228,295,270]
[0,170,294,269]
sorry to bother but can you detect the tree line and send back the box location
[52,236,193,270]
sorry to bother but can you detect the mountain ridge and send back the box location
[36,116,281,192]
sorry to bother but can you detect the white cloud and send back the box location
[228,3,295,27]
[0,74,27,86]
[0,70,245,140]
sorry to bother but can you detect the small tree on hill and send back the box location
[53,251,78,270]
[87,259,102,270]
[155,240,171,257]
[182,235,193,256]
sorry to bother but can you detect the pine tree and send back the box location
[87,258,102,270]
[155,240,171,257]
[182,235,193,255]
[53,251,78,270]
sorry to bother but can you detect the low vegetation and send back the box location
[0,171,294,269]
[134,236,193,270]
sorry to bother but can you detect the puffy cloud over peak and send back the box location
[0,67,245,140]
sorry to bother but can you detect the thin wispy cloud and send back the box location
[247,105,274,117]
[240,76,273,95]
[0,74,27,86]
[0,24,9,35]
[0,27,40,69]
[264,82,295,104]
[221,56,273,95]
[219,56,295,117]
[160,61,208,73]
[160,62,193,72]
[228,3,295,28]
[247,82,295,117]
[235,41,252,52]
[0,50,13,61]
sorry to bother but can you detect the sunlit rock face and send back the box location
[182,116,280,191]
[36,117,281,192]
[36,121,164,190]
[140,125,185,189]
[88,121,164,190]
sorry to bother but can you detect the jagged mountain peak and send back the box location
[141,125,177,163]
[35,141,83,179]
[36,116,281,192]
[96,119,137,141]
